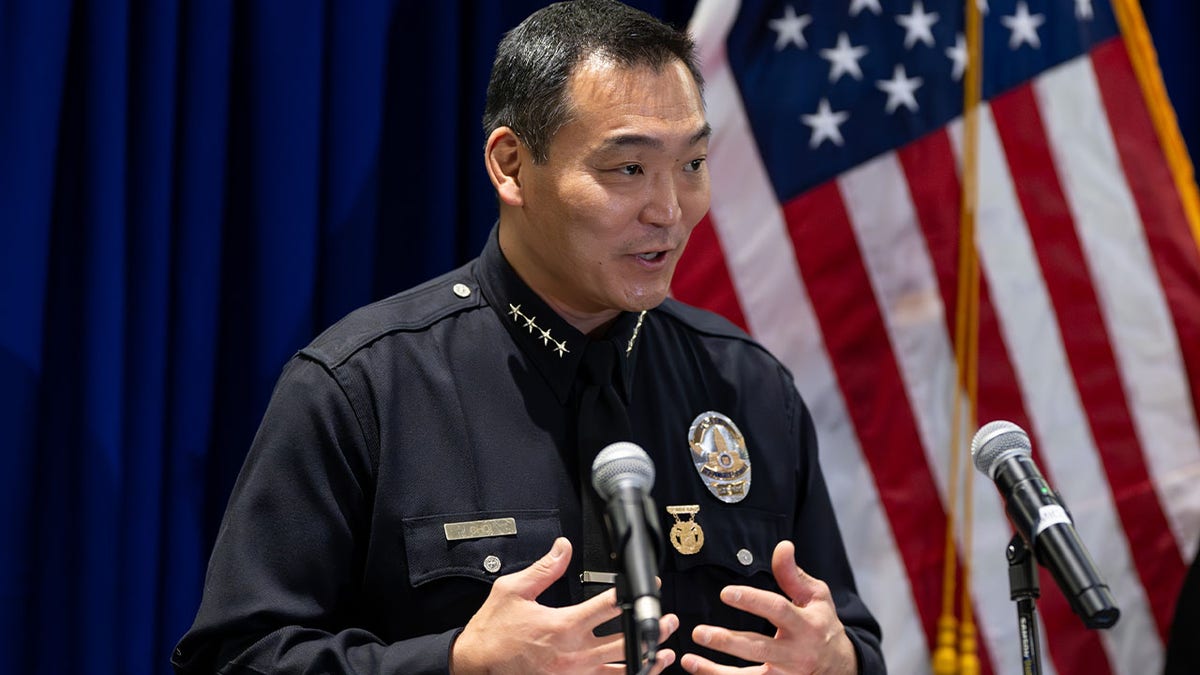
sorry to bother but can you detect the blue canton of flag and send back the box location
[726,1,1118,200]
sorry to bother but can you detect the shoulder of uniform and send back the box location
[652,298,794,378]
[652,297,755,343]
[300,260,483,368]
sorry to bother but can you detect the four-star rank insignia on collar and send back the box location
[688,411,752,503]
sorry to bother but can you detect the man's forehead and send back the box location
[567,53,700,105]
[563,57,705,135]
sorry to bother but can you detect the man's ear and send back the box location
[485,127,524,207]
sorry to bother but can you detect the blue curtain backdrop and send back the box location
[0,1,1194,673]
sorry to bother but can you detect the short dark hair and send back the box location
[482,0,704,164]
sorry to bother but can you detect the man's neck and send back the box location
[541,298,619,337]
[497,223,620,336]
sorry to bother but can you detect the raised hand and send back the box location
[451,537,679,674]
[679,540,856,675]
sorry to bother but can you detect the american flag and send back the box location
[672,1,1200,673]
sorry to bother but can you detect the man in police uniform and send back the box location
[173,1,884,673]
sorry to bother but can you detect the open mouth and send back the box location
[635,251,667,262]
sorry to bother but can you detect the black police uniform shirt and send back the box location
[173,228,885,674]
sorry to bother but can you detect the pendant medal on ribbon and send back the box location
[666,504,704,554]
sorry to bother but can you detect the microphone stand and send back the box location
[610,495,662,675]
[1007,534,1043,675]
[615,574,644,675]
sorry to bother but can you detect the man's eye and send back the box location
[684,158,706,173]
[619,164,643,176]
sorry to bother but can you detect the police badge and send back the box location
[688,411,751,503]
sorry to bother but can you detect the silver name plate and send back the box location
[443,517,518,541]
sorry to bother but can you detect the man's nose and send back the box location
[639,174,680,228]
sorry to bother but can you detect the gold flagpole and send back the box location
[933,1,982,673]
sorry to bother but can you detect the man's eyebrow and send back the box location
[596,123,713,153]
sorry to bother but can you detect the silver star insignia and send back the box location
[508,304,521,320]
[539,328,553,346]
[554,340,569,358]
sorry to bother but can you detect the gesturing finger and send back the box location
[564,586,624,630]
[692,624,778,667]
[717,584,806,631]
[591,614,682,669]
[499,537,573,600]
[677,650,754,675]
[771,540,826,608]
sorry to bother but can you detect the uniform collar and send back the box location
[475,226,647,404]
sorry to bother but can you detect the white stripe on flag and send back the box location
[838,154,955,472]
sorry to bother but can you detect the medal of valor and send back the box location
[688,411,751,503]
[667,505,704,554]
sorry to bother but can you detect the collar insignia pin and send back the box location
[506,302,568,358]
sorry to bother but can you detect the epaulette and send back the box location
[300,260,484,368]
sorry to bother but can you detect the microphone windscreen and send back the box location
[971,420,1032,478]
[591,442,655,499]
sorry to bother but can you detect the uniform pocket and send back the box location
[667,506,783,578]
[401,509,561,586]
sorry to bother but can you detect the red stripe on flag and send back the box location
[674,213,749,332]
[898,130,1112,675]
[898,130,963,332]
[991,82,1183,638]
[783,180,947,651]
[1091,39,1200,445]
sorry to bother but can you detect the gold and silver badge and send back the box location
[688,411,751,503]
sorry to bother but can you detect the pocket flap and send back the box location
[402,509,561,586]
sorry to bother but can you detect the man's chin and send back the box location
[620,288,670,313]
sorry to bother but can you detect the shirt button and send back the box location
[452,283,472,298]
[736,548,754,566]
[483,555,502,573]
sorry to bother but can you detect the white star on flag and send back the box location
[946,33,967,81]
[977,0,990,15]
[801,98,849,148]
[820,33,869,82]
[876,64,923,114]
[849,0,882,17]
[896,0,939,49]
[1076,0,1094,20]
[1002,1,1046,50]
[769,5,812,51]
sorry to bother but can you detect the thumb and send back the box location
[505,536,572,600]
[772,540,821,607]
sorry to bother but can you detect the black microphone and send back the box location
[591,442,664,654]
[971,420,1120,629]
